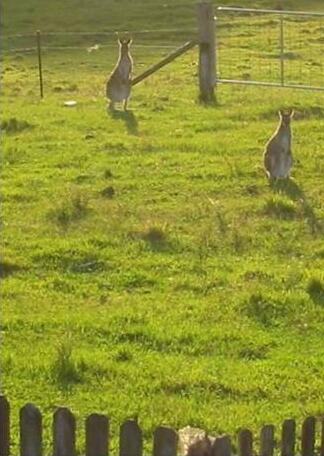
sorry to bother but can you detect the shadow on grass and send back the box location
[270,178,321,234]
[307,278,324,306]
[197,93,220,107]
[109,109,139,135]
[0,261,22,278]
[270,178,303,200]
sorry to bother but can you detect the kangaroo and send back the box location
[263,108,294,179]
[106,37,133,111]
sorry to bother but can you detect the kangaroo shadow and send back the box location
[307,285,324,306]
[270,178,322,234]
[270,178,304,200]
[109,110,139,135]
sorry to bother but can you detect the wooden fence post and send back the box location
[212,435,232,456]
[238,429,253,456]
[281,419,296,456]
[153,426,178,456]
[301,417,315,456]
[279,17,285,86]
[0,396,10,456]
[321,418,324,456]
[260,425,275,456]
[197,2,216,103]
[36,30,44,99]
[53,407,76,456]
[20,403,42,456]
[119,419,142,456]
[86,414,109,456]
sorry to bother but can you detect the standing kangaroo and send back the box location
[106,38,133,111]
[263,108,294,179]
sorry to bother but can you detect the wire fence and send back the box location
[215,7,324,91]
[1,28,197,100]
[1,29,198,54]
[1,4,324,99]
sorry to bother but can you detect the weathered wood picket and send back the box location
[1,396,324,456]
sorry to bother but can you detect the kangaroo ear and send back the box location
[289,109,294,117]
[126,38,132,45]
[118,37,123,45]
[279,109,284,117]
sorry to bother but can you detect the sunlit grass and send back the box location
[1,0,324,454]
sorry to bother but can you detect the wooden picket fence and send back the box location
[0,396,324,456]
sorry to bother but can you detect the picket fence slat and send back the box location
[212,435,232,456]
[1,395,324,456]
[0,396,10,456]
[86,414,109,456]
[238,429,253,456]
[20,403,42,456]
[260,424,275,456]
[153,426,178,456]
[53,407,76,456]
[301,417,316,456]
[321,418,324,456]
[120,419,142,456]
[281,419,296,456]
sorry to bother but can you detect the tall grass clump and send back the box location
[136,223,171,251]
[244,293,288,327]
[48,191,89,229]
[51,339,85,388]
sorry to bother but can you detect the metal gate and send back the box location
[215,6,324,91]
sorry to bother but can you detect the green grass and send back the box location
[1,0,324,454]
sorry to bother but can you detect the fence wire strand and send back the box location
[2,28,197,39]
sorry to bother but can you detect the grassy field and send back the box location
[1,0,324,454]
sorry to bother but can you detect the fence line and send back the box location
[216,6,324,17]
[1,28,197,39]
[1,33,36,39]
[1,396,324,456]
[2,2,324,100]
[2,44,183,55]
[2,47,37,53]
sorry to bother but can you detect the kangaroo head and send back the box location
[279,108,294,126]
[118,37,132,53]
